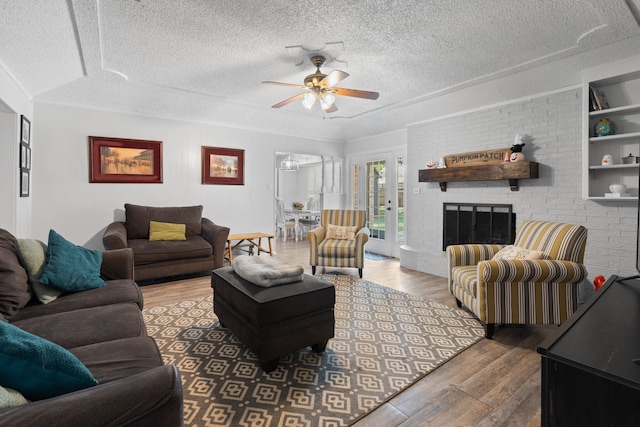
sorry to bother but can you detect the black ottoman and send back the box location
[211,266,335,372]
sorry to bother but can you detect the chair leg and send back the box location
[358,268,363,278]
[484,323,495,339]
[312,266,316,275]
[455,298,462,308]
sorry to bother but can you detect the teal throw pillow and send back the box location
[0,322,98,400]
[15,239,63,304]
[39,230,106,292]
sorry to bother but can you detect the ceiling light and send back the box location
[302,93,316,109]
[320,93,335,110]
[280,155,299,171]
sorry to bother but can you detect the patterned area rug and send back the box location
[143,274,484,426]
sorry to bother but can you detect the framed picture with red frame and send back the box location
[89,136,163,183]
[201,146,245,185]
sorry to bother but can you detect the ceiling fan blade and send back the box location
[271,92,306,108]
[319,70,349,88]
[263,81,306,89]
[324,103,338,113]
[332,87,379,100]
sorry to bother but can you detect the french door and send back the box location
[356,150,405,257]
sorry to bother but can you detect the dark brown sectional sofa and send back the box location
[0,228,183,426]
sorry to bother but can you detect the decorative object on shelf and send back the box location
[594,118,616,137]
[509,137,526,162]
[444,148,510,168]
[292,201,304,210]
[622,153,639,164]
[425,160,436,169]
[437,157,446,168]
[589,85,609,111]
[601,154,613,166]
[605,182,629,197]
[609,183,627,194]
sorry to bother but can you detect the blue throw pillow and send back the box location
[0,322,98,400]
[39,230,106,292]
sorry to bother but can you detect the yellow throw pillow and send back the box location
[492,245,543,261]
[149,221,186,241]
[326,224,358,240]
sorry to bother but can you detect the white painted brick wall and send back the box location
[404,88,637,280]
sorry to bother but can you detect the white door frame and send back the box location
[355,149,405,257]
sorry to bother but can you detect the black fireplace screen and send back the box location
[442,203,515,251]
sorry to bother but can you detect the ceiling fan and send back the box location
[263,55,379,113]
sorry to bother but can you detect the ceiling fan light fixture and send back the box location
[320,93,336,110]
[302,92,316,109]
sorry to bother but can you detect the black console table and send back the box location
[537,275,640,426]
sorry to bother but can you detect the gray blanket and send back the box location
[231,256,303,287]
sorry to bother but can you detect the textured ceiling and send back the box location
[1,0,640,141]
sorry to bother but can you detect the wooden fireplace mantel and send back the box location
[418,161,539,191]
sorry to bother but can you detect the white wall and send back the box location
[0,63,32,236]
[403,87,637,280]
[31,103,344,248]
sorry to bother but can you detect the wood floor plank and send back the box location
[140,237,552,426]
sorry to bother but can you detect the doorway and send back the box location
[0,104,17,232]
[356,150,405,257]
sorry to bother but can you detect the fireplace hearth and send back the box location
[442,203,515,251]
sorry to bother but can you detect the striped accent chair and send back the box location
[308,210,369,278]
[446,219,588,339]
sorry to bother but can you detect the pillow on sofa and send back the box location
[0,229,31,320]
[0,322,98,401]
[326,224,358,240]
[125,204,203,239]
[39,230,106,292]
[0,385,29,408]
[149,221,187,241]
[15,239,63,304]
[492,245,544,261]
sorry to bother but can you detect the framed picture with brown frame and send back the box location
[201,146,245,185]
[89,136,163,183]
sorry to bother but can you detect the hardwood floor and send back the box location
[140,237,553,427]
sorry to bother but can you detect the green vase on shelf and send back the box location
[594,118,616,137]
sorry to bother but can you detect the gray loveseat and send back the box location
[0,228,183,426]
[103,203,230,281]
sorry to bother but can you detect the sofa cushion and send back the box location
[0,322,97,401]
[128,235,213,265]
[492,245,543,261]
[69,337,164,384]
[326,224,357,240]
[15,238,63,304]
[0,385,29,408]
[318,238,356,258]
[9,279,143,322]
[125,204,203,239]
[0,229,31,320]
[12,303,147,349]
[40,230,106,292]
[149,221,186,241]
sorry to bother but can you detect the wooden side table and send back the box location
[224,232,274,262]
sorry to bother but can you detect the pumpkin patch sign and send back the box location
[445,148,510,168]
